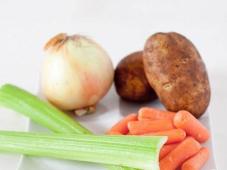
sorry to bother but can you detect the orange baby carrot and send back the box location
[138,107,175,121]
[159,143,179,160]
[160,137,201,170]
[144,129,186,144]
[107,113,137,135]
[181,147,209,170]
[128,119,174,135]
[173,110,210,143]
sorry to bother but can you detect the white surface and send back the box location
[17,91,216,170]
[0,0,226,169]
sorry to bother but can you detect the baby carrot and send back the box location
[144,129,186,144]
[107,113,137,135]
[159,143,178,160]
[173,111,210,143]
[181,147,209,170]
[138,107,175,121]
[160,137,201,170]
[128,119,174,135]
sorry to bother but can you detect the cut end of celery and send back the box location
[151,136,167,170]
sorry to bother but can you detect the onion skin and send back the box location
[41,33,114,111]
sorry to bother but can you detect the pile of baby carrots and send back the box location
[107,107,210,170]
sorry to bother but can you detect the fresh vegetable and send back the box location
[138,107,175,121]
[160,137,201,170]
[107,114,137,135]
[0,84,133,170]
[0,131,167,170]
[144,129,186,144]
[128,119,174,135]
[173,110,210,143]
[181,147,209,170]
[41,33,114,115]
[159,143,178,160]
[114,51,157,102]
[143,32,211,118]
[0,84,90,134]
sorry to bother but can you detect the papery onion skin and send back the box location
[41,33,114,111]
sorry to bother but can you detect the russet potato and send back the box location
[143,32,210,118]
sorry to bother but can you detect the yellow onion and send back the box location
[41,33,114,115]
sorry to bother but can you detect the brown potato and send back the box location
[114,51,157,102]
[143,32,210,118]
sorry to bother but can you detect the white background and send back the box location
[0,0,226,169]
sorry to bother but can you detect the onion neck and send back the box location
[44,33,68,51]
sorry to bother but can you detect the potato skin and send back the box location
[143,32,210,118]
[114,51,157,102]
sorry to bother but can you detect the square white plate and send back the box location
[17,88,216,170]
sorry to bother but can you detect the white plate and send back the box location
[17,88,216,170]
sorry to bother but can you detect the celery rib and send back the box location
[0,131,166,170]
[0,84,90,134]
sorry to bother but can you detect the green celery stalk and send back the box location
[0,131,166,170]
[0,84,90,134]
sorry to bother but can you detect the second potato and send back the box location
[114,51,157,102]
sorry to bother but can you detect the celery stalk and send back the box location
[0,84,90,134]
[0,131,166,170]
